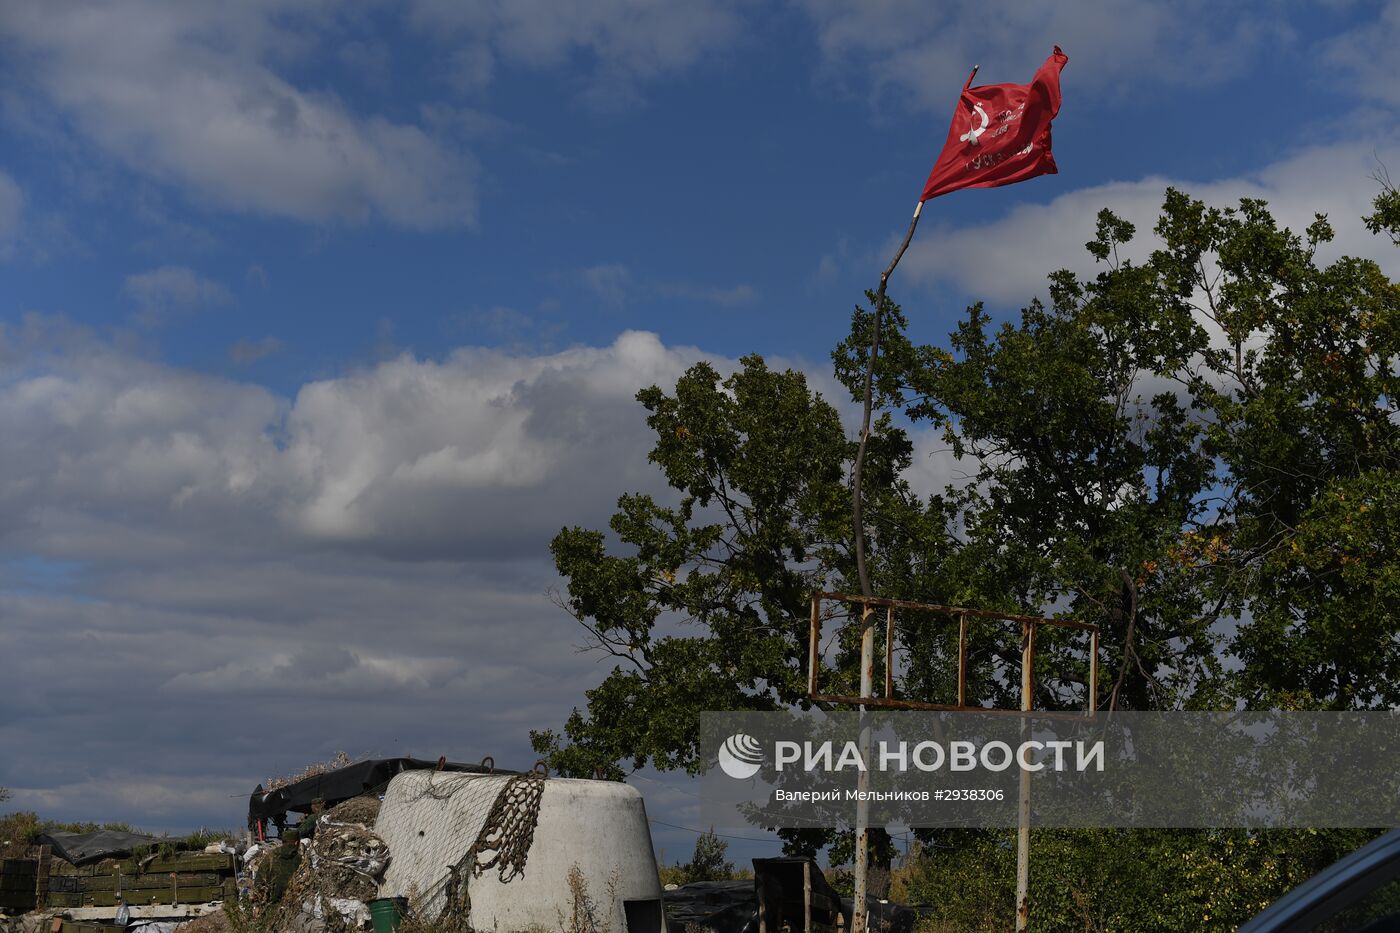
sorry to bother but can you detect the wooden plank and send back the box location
[36,844,52,909]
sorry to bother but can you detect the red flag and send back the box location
[921,47,1067,202]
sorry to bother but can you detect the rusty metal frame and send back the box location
[807,591,1100,716]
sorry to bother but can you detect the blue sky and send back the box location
[2,1,1400,867]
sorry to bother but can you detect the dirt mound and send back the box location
[175,910,232,932]
[327,795,381,826]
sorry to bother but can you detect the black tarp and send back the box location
[247,757,504,830]
[662,858,925,933]
[662,880,757,933]
[38,830,163,866]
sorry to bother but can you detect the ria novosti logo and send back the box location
[714,734,1105,778]
[717,733,764,779]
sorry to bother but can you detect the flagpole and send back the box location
[849,197,922,933]
[851,198,923,600]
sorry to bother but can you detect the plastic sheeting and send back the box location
[247,757,501,829]
[662,859,926,933]
[663,880,758,933]
[38,829,162,865]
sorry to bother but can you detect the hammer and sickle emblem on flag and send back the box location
[960,103,989,146]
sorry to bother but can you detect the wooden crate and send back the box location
[0,858,37,913]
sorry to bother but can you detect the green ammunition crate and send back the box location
[48,884,230,908]
[76,871,224,892]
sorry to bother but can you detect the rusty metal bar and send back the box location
[1015,621,1036,932]
[884,605,895,699]
[1088,628,1100,714]
[1023,621,1037,707]
[853,604,876,933]
[808,592,1100,721]
[818,591,1099,631]
[807,694,1093,721]
[957,611,968,708]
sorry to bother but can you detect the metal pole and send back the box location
[1016,621,1036,931]
[1088,628,1099,713]
[853,602,876,933]
[957,611,968,708]
[884,605,895,699]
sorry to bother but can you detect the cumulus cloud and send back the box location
[0,322,733,826]
[1322,0,1400,107]
[0,3,478,229]
[0,313,954,831]
[898,138,1400,306]
[795,0,1296,113]
[124,265,232,327]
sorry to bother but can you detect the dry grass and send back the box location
[264,752,354,792]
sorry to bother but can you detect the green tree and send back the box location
[531,355,948,780]
[682,829,735,883]
[834,186,1399,711]
[534,186,1400,874]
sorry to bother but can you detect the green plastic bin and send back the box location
[368,896,408,932]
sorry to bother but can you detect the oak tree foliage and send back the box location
[532,185,1400,796]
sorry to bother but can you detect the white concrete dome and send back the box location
[376,770,666,932]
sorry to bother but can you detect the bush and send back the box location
[0,811,41,854]
[658,829,737,886]
[902,828,1382,933]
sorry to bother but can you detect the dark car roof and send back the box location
[1237,830,1400,932]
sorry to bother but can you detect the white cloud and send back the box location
[0,3,478,229]
[0,317,935,829]
[1322,0,1400,106]
[124,265,232,326]
[409,0,745,104]
[898,138,1400,305]
[0,321,726,826]
[0,322,714,562]
[795,0,1295,113]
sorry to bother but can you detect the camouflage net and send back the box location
[436,771,547,928]
[249,815,389,932]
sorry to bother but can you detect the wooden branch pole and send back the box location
[850,198,923,933]
[851,200,924,599]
